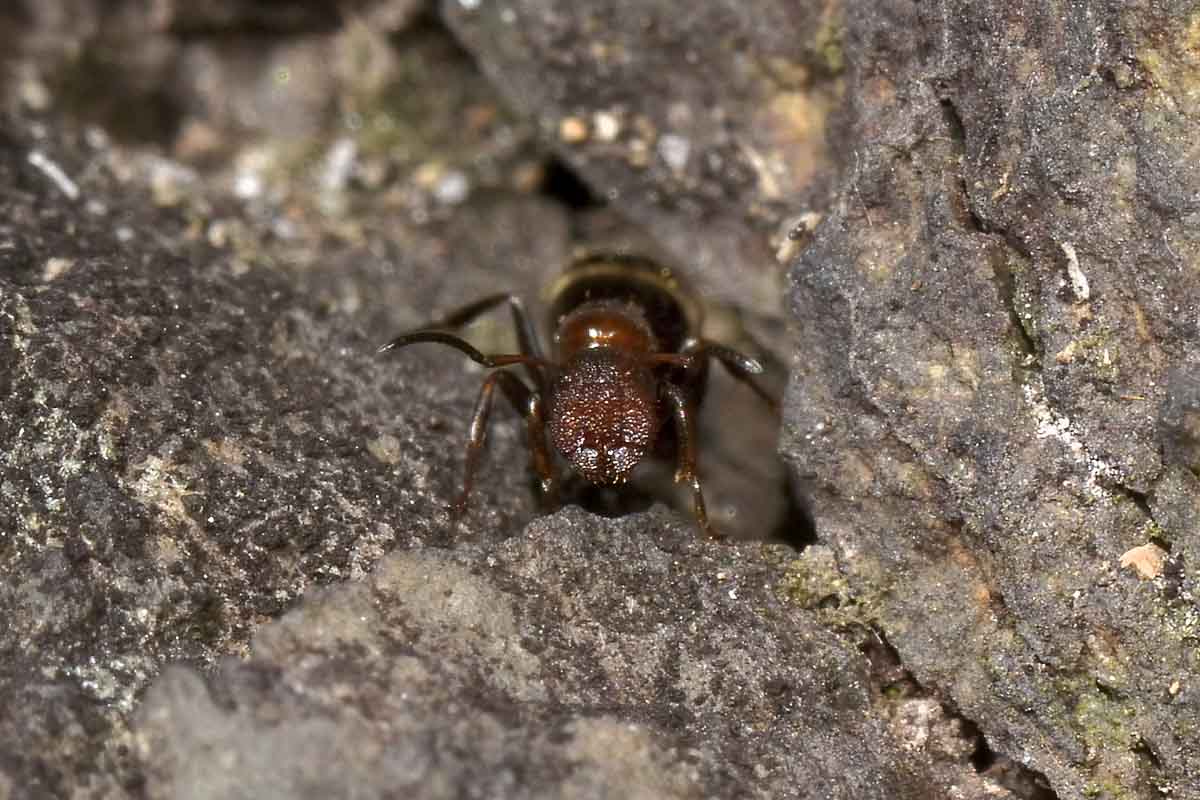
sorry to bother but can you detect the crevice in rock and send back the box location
[768,478,817,550]
[935,96,1041,370]
[1118,482,1154,522]
[1095,477,1159,531]
[989,248,1041,365]
[863,625,1060,800]
[1131,737,1173,797]
[968,729,1060,800]
[538,156,602,210]
[938,97,990,236]
[1133,736,1164,772]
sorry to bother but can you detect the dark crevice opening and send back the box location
[863,626,1060,800]
[989,248,1041,364]
[968,721,996,772]
[167,5,347,39]
[938,97,990,235]
[936,98,1041,369]
[969,730,1060,800]
[49,49,185,145]
[1121,483,1155,523]
[538,157,602,210]
[1097,479,1162,538]
[1133,737,1164,771]
[770,477,817,550]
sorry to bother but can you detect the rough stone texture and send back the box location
[0,110,989,800]
[0,111,547,796]
[5,0,1197,798]
[442,0,843,315]
[1162,365,1200,474]
[134,508,962,799]
[0,5,838,798]
[783,1,1200,799]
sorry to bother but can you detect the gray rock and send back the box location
[5,0,1196,797]
[1161,366,1200,474]
[785,1,1200,798]
[441,0,841,315]
[0,110,536,795]
[134,508,954,799]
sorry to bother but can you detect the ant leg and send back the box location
[378,331,548,371]
[491,371,559,504]
[380,294,548,390]
[452,370,557,523]
[677,339,777,411]
[662,383,719,540]
[521,389,560,506]
[430,293,546,362]
[453,370,510,523]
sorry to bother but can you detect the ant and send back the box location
[379,253,776,539]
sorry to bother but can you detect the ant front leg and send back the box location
[430,293,545,357]
[662,382,718,540]
[413,293,547,392]
[520,390,560,507]
[665,339,777,412]
[453,370,557,526]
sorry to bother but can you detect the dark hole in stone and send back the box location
[769,478,817,550]
[968,720,996,772]
[864,626,1061,800]
[970,731,1060,800]
[50,49,185,145]
[539,157,601,210]
[966,723,1061,800]
[1133,737,1164,771]
[568,479,657,520]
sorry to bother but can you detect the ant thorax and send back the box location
[553,300,658,359]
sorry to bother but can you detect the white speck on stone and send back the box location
[1022,377,1114,498]
[233,171,262,200]
[593,110,621,142]
[84,126,109,150]
[321,137,358,194]
[434,170,470,205]
[657,133,691,172]
[458,0,481,9]
[1061,241,1089,301]
[27,149,79,200]
[42,257,75,281]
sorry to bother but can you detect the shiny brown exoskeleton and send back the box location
[379,253,774,539]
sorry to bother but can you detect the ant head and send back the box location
[548,348,661,484]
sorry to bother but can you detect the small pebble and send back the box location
[559,116,589,144]
[657,133,691,172]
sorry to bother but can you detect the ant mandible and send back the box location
[379,253,776,539]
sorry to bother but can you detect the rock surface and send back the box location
[442,0,839,315]
[134,508,956,799]
[784,2,1200,799]
[0,110,537,796]
[2,0,1197,799]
